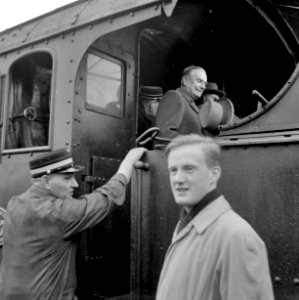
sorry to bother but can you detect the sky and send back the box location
[0,0,76,32]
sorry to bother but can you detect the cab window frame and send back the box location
[2,50,54,154]
[85,49,125,119]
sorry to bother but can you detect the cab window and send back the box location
[4,51,52,150]
[86,51,124,118]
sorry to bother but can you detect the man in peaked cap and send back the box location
[0,147,146,300]
[138,85,163,137]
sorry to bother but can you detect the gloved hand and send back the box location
[117,147,147,182]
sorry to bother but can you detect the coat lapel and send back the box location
[171,196,231,244]
[176,87,200,115]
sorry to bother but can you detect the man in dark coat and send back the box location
[0,147,146,300]
[154,65,207,147]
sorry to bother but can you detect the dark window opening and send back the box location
[139,0,296,123]
[5,52,52,150]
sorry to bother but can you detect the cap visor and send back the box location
[58,164,85,174]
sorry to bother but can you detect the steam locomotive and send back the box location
[0,0,298,298]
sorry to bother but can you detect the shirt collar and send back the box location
[177,188,220,233]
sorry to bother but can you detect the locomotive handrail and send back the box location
[136,127,160,146]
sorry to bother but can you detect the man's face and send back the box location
[46,173,78,199]
[167,144,219,212]
[145,100,159,117]
[183,69,207,100]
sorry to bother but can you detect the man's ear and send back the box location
[40,175,50,189]
[182,76,187,86]
[210,166,221,185]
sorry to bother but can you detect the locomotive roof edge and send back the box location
[0,0,176,55]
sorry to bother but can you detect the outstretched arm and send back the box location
[60,147,147,237]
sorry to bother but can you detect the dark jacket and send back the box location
[154,87,203,144]
[0,174,127,300]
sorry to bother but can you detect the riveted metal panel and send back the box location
[219,143,299,299]
[77,155,129,299]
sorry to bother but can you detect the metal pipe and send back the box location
[252,90,269,106]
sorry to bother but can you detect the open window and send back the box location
[86,50,124,118]
[4,51,52,151]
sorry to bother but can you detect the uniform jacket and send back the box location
[154,87,203,143]
[156,196,274,300]
[0,173,127,300]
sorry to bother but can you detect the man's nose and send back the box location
[200,81,207,89]
[173,170,185,182]
[72,177,79,188]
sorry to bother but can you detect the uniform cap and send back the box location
[203,82,225,97]
[29,148,84,178]
[139,86,163,101]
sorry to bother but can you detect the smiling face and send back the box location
[44,173,79,199]
[167,144,220,212]
[182,68,207,100]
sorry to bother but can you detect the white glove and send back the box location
[117,147,147,182]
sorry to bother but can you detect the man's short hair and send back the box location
[165,134,221,168]
[181,65,205,85]
[182,65,205,77]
